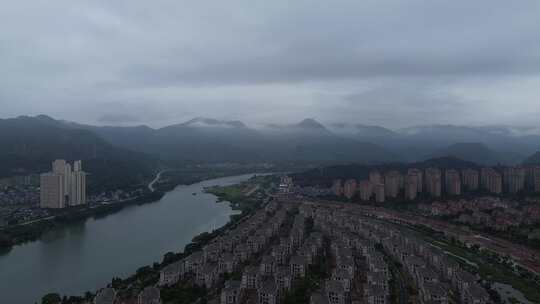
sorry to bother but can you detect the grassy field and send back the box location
[207,185,245,202]
[205,177,270,214]
[412,228,540,303]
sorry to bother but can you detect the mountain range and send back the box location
[69,117,396,164]
[329,123,540,164]
[3,115,540,186]
[0,115,158,192]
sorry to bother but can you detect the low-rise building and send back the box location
[365,284,387,304]
[94,288,116,304]
[219,253,236,274]
[221,280,242,304]
[260,255,276,275]
[290,255,307,278]
[420,282,448,304]
[366,271,388,294]
[138,286,161,304]
[332,268,353,292]
[275,266,292,294]
[326,280,346,304]
[310,292,330,304]
[258,279,278,304]
[462,284,490,304]
[241,265,260,290]
[159,261,183,286]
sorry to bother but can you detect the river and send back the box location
[0,173,257,304]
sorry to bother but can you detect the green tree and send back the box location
[41,293,61,304]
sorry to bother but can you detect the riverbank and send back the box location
[204,174,275,213]
[0,190,165,252]
[33,174,273,304]
[0,169,277,252]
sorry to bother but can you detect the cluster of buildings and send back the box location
[155,200,326,304]
[0,174,41,225]
[0,174,40,190]
[306,203,388,304]
[151,198,494,304]
[86,190,512,304]
[332,165,540,202]
[302,201,491,304]
[40,159,87,209]
[93,286,161,304]
[0,186,39,206]
[278,176,294,194]
[419,196,540,231]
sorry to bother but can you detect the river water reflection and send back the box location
[0,174,256,304]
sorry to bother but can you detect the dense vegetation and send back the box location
[0,115,158,192]
[407,224,540,303]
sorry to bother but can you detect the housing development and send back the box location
[40,159,87,209]
[90,190,516,304]
[330,165,540,203]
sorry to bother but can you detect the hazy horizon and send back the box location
[6,114,540,137]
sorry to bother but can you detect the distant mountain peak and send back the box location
[418,156,479,168]
[428,142,502,165]
[524,151,540,165]
[295,118,327,131]
[35,114,56,121]
[7,114,65,128]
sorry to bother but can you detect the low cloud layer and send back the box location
[1,0,540,128]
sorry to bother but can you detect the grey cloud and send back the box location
[0,0,540,127]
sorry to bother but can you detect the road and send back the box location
[148,170,167,192]
[17,215,56,226]
[244,185,260,196]
[395,266,410,304]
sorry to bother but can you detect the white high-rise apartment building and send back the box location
[40,173,66,209]
[70,161,86,206]
[52,159,71,196]
[40,159,87,208]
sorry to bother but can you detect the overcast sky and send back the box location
[1,0,540,128]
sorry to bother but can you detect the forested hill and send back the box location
[0,115,157,192]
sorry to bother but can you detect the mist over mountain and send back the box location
[4,115,540,176]
[54,116,396,164]
[0,115,157,191]
[523,151,540,165]
[181,117,247,129]
[340,124,537,163]
[426,142,503,165]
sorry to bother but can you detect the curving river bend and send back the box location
[0,174,256,304]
